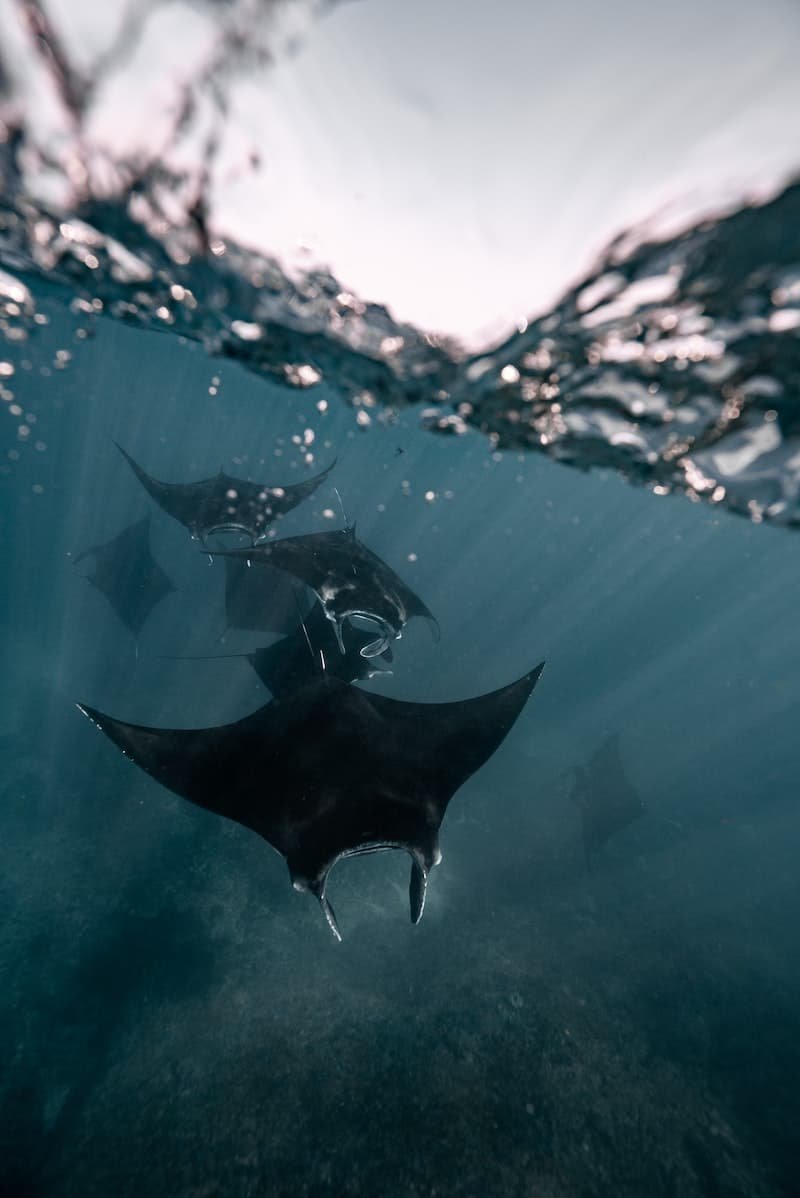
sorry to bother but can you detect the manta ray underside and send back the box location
[79,664,544,939]
[211,525,439,657]
[74,516,175,637]
[569,733,645,865]
[115,442,335,546]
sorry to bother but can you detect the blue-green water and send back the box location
[2,280,799,1196]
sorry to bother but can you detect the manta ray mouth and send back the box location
[305,843,433,942]
[202,521,262,545]
[348,612,397,658]
[359,638,391,659]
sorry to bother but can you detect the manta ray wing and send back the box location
[76,700,294,854]
[365,661,545,816]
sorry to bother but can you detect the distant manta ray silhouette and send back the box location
[210,525,439,656]
[78,663,544,940]
[568,733,645,866]
[115,441,336,546]
[165,599,394,698]
[73,516,175,638]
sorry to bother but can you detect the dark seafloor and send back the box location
[0,282,799,1198]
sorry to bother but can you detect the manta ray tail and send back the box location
[156,653,252,663]
[292,589,318,668]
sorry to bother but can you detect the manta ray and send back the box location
[78,663,544,939]
[211,525,439,656]
[569,733,645,865]
[168,600,393,697]
[73,516,175,638]
[245,603,394,695]
[115,442,335,546]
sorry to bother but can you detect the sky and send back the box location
[214,0,800,343]
[4,0,800,344]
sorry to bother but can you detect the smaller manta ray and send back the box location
[115,442,335,546]
[569,734,645,866]
[210,525,439,656]
[74,516,175,638]
[166,600,394,698]
[249,603,394,696]
[78,663,544,940]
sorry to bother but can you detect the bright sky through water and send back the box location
[17,0,800,344]
[214,0,800,344]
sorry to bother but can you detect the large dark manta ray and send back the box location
[73,516,175,638]
[78,664,544,940]
[211,525,439,656]
[115,442,336,546]
[569,733,645,865]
